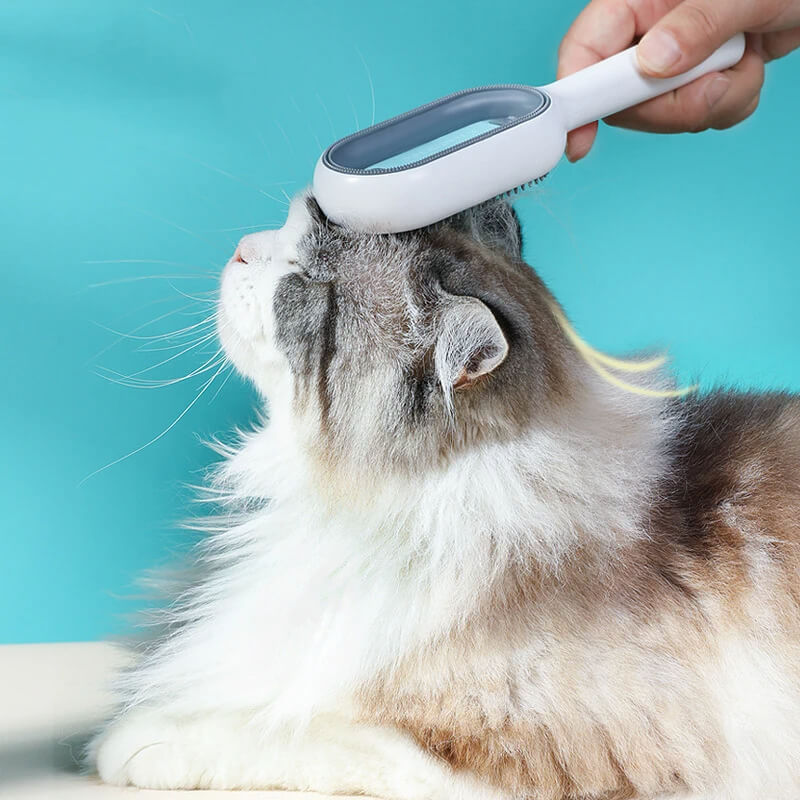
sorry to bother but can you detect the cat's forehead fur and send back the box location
[297,195,523,321]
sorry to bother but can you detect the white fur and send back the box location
[92,710,502,799]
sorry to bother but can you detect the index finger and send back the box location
[557,0,664,78]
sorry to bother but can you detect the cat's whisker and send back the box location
[94,314,218,344]
[207,361,235,404]
[86,274,218,290]
[88,300,204,363]
[204,223,284,233]
[136,326,219,354]
[118,332,222,380]
[187,158,290,208]
[273,121,296,158]
[125,207,222,250]
[165,281,219,304]
[354,47,376,126]
[316,92,337,140]
[95,351,225,390]
[80,357,229,486]
[84,259,216,267]
[134,316,217,348]
[289,95,324,154]
[347,94,361,131]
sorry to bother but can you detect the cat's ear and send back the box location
[434,297,508,391]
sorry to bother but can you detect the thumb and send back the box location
[637,0,756,76]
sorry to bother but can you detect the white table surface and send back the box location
[0,642,354,799]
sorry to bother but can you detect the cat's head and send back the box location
[218,192,573,479]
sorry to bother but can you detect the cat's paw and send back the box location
[93,712,201,789]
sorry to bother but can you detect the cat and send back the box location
[90,192,800,800]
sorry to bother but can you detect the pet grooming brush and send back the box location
[313,34,745,233]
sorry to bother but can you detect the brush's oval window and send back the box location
[324,86,549,173]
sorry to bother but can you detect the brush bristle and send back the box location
[497,174,548,200]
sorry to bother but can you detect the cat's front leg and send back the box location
[91,708,501,800]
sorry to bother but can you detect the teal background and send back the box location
[2,1,798,643]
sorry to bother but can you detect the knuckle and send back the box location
[678,2,720,43]
[712,94,761,130]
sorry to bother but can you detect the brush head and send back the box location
[313,85,565,233]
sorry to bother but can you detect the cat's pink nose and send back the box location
[232,231,277,265]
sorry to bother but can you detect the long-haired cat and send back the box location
[90,193,800,800]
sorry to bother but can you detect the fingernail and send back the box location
[566,141,586,163]
[704,76,730,109]
[638,29,682,73]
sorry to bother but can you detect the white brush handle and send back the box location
[541,33,746,131]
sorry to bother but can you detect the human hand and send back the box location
[557,0,800,161]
